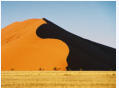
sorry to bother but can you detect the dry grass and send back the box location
[1,71,116,88]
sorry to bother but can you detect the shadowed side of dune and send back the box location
[36,18,116,71]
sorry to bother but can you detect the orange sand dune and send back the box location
[1,19,69,71]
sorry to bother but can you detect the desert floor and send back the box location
[1,71,116,88]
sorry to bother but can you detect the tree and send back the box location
[38,68,43,71]
[53,67,61,71]
[66,67,72,71]
[53,67,57,70]
[11,68,14,71]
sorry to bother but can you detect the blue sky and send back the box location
[1,1,116,48]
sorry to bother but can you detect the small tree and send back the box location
[53,67,61,71]
[38,68,44,71]
[11,68,14,71]
[80,68,83,71]
[66,67,72,71]
[53,67,57,70]
[38,68,42,71]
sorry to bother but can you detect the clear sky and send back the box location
[1,1,116,48]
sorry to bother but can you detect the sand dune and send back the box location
[1,19,69,71]
[1,18,116,71]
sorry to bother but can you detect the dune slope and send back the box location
[36,18,116,71]
[1,19,69,71]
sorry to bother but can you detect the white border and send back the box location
[0,0,118,88]
[116,0,119,88]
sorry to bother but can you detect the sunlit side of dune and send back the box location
[1,19,69,71]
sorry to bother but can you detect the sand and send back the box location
[1,19,69,71]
